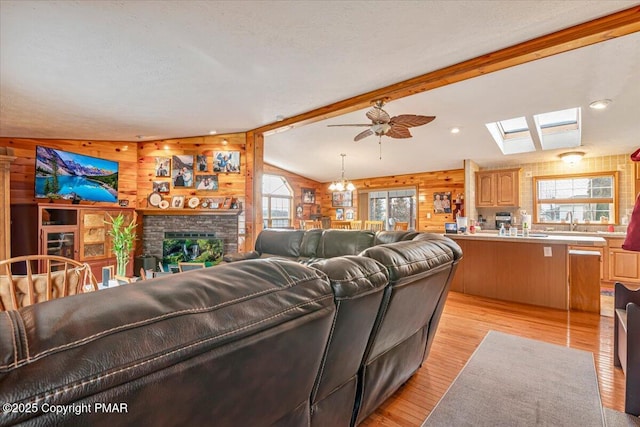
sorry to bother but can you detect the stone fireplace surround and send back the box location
[142,214,238,265]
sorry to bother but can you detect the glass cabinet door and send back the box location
[41,226,77,271]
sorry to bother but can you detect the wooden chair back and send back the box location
[364,220,385,231]
[349,221,363,230]
[394,222,409,231]
[303,220,323,230]
[0,255,98,311]
[331,220,352,229]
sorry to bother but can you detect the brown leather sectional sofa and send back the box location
[0,229,461,426]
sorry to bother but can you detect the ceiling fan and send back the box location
[328,99,435,142]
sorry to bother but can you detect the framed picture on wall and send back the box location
[195,175,219,190]
[302,188,316,204]
[213,151,240,173]
[155,157,170,177]
[332,191,352,207]
[172,155,194,188]
[152,181,170,193]
[336,208,344,220]
[345,209,354,220]
[196,155,208,172]
[433,191,452,214]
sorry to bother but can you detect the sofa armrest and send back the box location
[223,251,260,263]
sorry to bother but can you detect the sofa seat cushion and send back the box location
[317,230,375,258]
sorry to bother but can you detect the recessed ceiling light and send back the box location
[209,130,217,135]
[589,99,612,110]
[450,127,461,134]
[164,145,170,150]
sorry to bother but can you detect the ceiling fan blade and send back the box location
[366,107,390,123]
[385,125,412,139]
[354,129,374,142]
[327,124,373,127]
[389,114,435,128]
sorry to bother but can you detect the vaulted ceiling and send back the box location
[1,1,639,182]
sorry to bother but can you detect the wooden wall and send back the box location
[0,137,138,206]
[264,163,323,227]
[319,168,465,232]
[136,133,247,207]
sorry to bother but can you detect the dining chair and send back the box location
[349,221,363,230]
[364,220,384,231]
[303,220,323,230]
[394,222,409,231]
[331,221,352,229]
[0,255,98,311]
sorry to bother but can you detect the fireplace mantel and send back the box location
[137,208,242,216]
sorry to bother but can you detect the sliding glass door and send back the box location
[367,189,416,230]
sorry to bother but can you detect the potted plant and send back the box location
[106,213,137,277]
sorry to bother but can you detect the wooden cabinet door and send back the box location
[570,246,604,280]
[476,172,495,207]
[609,249,640,283]
[496,170,519,206]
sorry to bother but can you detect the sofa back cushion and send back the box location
[300,229,324,258]
[317,230,375,258]
[255,229,306,258]
[374,230,419,245]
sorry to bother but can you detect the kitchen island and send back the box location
[448,232,606,310]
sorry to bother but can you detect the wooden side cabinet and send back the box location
[476,168,520,207]
[607,238,640,283]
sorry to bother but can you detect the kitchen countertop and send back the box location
[448,232,607,246]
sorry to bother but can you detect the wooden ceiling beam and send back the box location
[251,6,640,135]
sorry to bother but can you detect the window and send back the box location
[368,189,416,230]
[533,107,581,151]
[262,174,293,228]
[533,172,618,224]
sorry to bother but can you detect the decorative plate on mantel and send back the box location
[187,197,200,209]
[159,200,170,209]
[148,192,163,208]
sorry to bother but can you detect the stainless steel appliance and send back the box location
[495,212,512,230]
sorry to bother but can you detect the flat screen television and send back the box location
[35,146,119,203]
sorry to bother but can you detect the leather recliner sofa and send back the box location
[0,230,461,427]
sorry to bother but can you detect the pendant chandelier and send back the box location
[328,153,356,191]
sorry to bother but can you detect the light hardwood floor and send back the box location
[362,291,626,426]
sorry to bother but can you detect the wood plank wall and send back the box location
[319,168,464,232]
[136,134,246,208]
[0,137,138,206]
[264,163,323,227]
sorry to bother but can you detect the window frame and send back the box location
[262,174,293,229]
[532,171,619,225]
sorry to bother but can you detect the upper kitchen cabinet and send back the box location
[476,168,520,207]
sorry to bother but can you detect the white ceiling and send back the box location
[1,1,639,182]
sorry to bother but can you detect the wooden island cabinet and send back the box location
[10,204,135,280]
[448,233,606,310]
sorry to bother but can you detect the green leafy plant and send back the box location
[105,213,137,277]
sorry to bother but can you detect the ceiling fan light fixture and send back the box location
[559,151,585,164]
[589,99,612,110]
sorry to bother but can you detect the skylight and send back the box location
[485,116,535,155]
[534,107,581,150]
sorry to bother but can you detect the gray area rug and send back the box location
[422,330,605,426]
[604,408,640,427]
